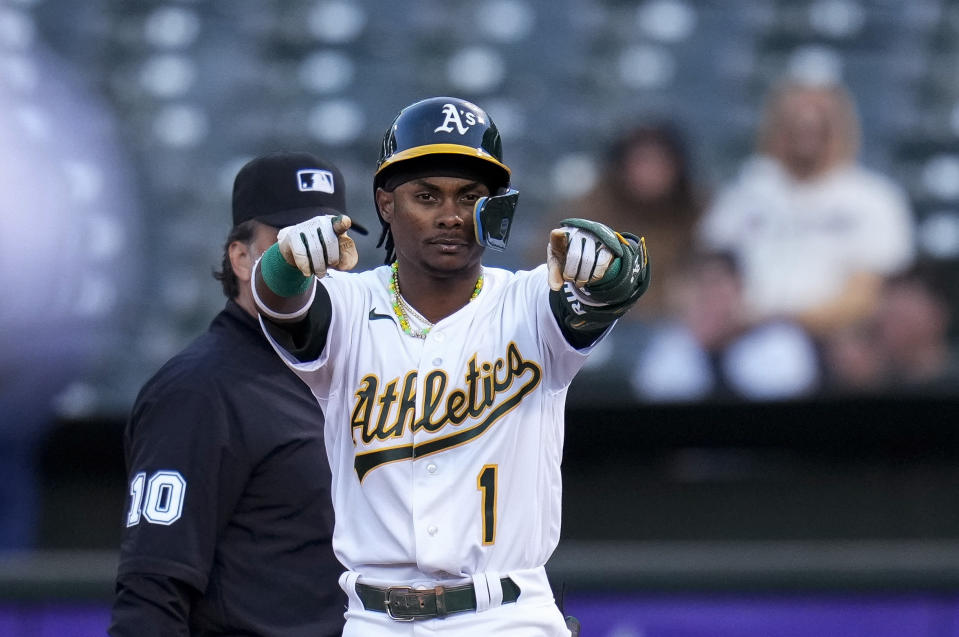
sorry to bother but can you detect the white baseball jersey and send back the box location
[261,264,599,584]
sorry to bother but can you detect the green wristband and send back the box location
[260,243,312,297]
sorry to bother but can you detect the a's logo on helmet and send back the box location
[434,103,477,135]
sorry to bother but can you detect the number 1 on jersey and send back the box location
[477,464,497,545]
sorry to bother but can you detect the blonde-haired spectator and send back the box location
[698,78,915,339]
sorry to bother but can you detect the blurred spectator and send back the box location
[873,262,959,394]
[820,319,887,395]
[631,251,821,402]
[538,121,707,321]
[822,262,959,396]
[698,78,915,339]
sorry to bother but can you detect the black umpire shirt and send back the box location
[109,300,344,637]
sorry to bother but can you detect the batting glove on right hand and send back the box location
[277,214,359,277]
[547,218,622,291]
[547,217,649,308]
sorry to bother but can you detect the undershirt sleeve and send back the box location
[109,572,196,637]
[261,281,333,362]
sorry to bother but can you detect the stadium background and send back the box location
[4,0,959,635]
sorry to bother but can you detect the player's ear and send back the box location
[229,240,254,283]
[376,187,395,223]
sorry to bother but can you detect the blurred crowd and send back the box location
[560,76,959,404]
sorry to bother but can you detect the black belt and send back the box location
[356,577,520,621]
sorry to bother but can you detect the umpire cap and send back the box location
[232,151,366,233]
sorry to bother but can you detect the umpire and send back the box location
[110,152,359,636]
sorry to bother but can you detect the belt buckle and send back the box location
[384,586,417,621]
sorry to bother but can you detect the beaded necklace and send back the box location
[388,261,484,339]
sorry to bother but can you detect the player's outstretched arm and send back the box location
[546,217,650,348]
[253,214,357,322]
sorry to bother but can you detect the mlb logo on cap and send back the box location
[298,169,335,194]
[231,151,349,229]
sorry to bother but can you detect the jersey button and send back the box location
[433,332,445,343]
[432,357,442,366]
[427,525,438,536]
[426,463,437,474]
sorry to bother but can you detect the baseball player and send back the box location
[110,152,361,636]
[252,97,649,636]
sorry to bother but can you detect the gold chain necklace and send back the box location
[388,261,484,339]
[396,293,432,327]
